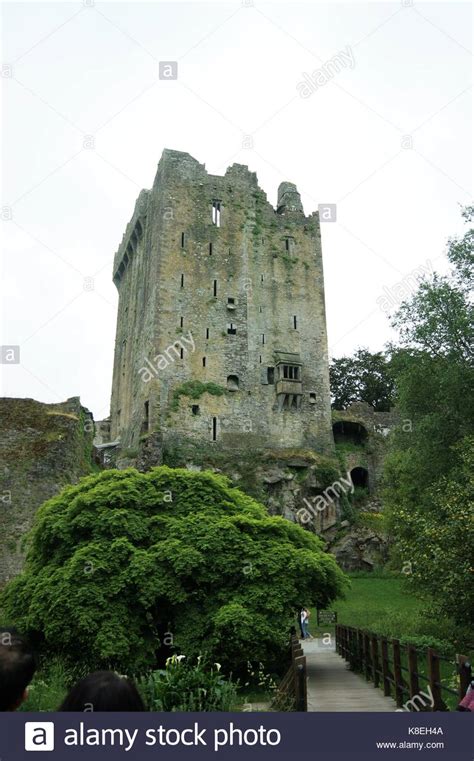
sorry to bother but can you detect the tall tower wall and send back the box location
[110,149,333,455]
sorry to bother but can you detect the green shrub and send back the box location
[139,655,237,711]
[2,467,347,676]
[170,381,225,411]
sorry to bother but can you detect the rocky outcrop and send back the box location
[0,397,95,585]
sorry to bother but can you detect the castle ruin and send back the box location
[108,149,333,456]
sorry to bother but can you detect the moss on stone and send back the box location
[170,380,226,412]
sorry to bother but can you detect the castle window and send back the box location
[180,273,184,288]
[180,347,184,359]
[192,405,200,415]
[211,200,221,227]
[209,242,213,255]
[309,392,317,403]
[227,374,239,391]
[202,357,206,367]
[213,279,217,297]
[285,238,290,251]
[267,367,275,384]
[282,365,300,380]
[293,315,297,329]
[181,232,185,248]
[227,323,236,335]
[262,334,265,345]
[212,416,218,441]
[180,316,184,328]
[142,400,149,433]
[227,297,235,304]
[259,355,262,363]
[261,274,264,283]
[259,306,262,313]
[206,327,209,339]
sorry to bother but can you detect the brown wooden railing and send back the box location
[272,634,307,711]
[336,624,472,711]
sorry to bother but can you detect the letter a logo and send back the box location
[25,722,55,751]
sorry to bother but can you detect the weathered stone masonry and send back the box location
[109,149,334,456]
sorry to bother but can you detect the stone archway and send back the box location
[332,420,368,446]
[350,466,369,488]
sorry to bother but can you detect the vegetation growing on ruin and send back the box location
[170,380,225,411]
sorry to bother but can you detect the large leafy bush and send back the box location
[2,467,346,675]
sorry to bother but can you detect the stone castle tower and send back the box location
[109,149,333,456]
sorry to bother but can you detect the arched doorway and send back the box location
[332,420,368,446]
[350,467,369,488]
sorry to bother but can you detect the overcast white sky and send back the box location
[1,0,472,420]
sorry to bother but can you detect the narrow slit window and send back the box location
[213,280,217,297]
[293,315,297,329]
[262,334,265,345]
[180,347,184,359]
[211,200,221,227]
[261,274,264,283]
[180,274,184,288]
[206,327,209,339]
[259,355,262,364]
[227,323,236,335]
[285,238,290,251]
[202,357,206,367]
[180,316,184,328]
[212,416,217,441]
[209,242,213,255]
[181,232,185,248]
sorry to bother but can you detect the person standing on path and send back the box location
[300,607,312,639]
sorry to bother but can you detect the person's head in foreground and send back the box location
[0,628,37,711]
[58,671,145,712]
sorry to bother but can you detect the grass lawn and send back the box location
[313,574,423,634]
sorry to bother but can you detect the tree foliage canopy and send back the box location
[330,348,395,411]
[2,467,347,675]
[384,206,474,624]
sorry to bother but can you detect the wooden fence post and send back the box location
[457,655,472,703]
[427,648,445,711]
[407,644,420,700]
[364,632,371,681]
[371,634,380,687]
[294,655,307,711]
[381,638,391,697]
[358,630,364,673]
[392,639,404,708]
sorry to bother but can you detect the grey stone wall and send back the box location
[0,397,94,585]
[109,149,333,457]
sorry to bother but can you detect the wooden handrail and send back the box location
[336,624,468,712]
[272,634,307,711]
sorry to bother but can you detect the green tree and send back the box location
[330,348,395,411]
[384,206,474,624]
[1,467,347,676]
